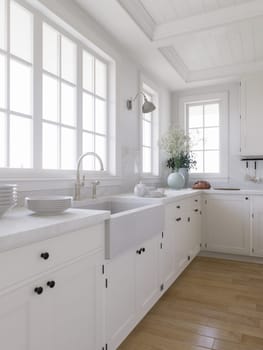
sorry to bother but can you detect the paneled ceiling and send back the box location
[75,0,263,89]
[140,0,254,24]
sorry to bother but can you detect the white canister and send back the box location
[134,181,146,197]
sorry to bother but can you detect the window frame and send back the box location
[179,92,229,180]
[140,80,160,178]
[0,0,116,180]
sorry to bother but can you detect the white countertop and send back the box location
[0,207,110,253]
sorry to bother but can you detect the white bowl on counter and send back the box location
[25,196,72,215]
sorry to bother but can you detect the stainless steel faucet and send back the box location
[74,152,104,201]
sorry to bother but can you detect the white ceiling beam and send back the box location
[153,0,263,43]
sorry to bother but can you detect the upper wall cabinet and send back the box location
[241,74,263,156]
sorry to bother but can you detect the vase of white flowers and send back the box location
[160,128,196,189]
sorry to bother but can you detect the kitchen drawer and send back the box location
[0,223,104,292]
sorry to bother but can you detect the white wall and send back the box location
[173,82,263,189]
[7,0,172,202]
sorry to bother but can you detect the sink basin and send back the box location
[73,197,164,259]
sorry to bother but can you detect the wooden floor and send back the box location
[118,256,263,350]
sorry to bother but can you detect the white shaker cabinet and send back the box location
[251,196,263,257]
[240,74,263,156]
[202,195,250,255]
[0,224,105,350]
[105,235,160,350]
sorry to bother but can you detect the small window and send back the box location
[185,95,228,177]
[141,83,159,176]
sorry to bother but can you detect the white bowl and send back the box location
[25,196,72,215]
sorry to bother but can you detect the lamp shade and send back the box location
[142,99,156,114]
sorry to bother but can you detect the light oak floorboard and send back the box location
[118,257,263,350]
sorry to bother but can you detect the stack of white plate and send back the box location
[0,185,17,217]
[25,196,72,215]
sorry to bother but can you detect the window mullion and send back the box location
[33,14,42,170]
[6,0,10,167]
[58,33,62,169]
[77,45,82,162]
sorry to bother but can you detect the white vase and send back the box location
[179,168,189,188]
[167,171,185,190]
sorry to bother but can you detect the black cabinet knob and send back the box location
[188,256,191,261]
[40,252,49,260]
[194,209,198,212]
[47,280,56,288]
[34,286,43,295]
[141,248,145,253]
[136,250,141,255]
[176,217,181,222]
[245,197,249,200]
[176,205,181,209]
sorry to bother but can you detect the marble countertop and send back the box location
[0,207,110,253]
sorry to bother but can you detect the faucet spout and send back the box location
[75,152,104,200]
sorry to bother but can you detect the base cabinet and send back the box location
[252,196,263,257]
[105,235,160,350]
[202,195,250,255]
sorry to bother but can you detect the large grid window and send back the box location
[0,0,33,168]
[42,23,77,170]
[82,51,107,170]
[187,102,220,174]
[0,0,111,173]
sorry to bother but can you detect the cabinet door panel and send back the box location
[203,196,250,255]
[45,252,104,350]
[0,279,49,350]
[252,197,263,256]
[135,236,159,318]
[106,250,136,350]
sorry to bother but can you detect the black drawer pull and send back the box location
[47,281,56,288]
[136,250,141,255]
[34,286,43,295]
[176,217,181,222]
[40,252,49,260]
[194,199,198,202]
[176,205,181,209]
[141,248,145,253]
[194,209,198,212]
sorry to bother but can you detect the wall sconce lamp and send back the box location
[127,92,156,114]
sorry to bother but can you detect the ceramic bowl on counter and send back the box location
[25,196,72,215]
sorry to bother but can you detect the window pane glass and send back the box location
[83,93,94,131]
[10,59,32,115]
[0,112,6,167]
[188,105,203,128]
[43,74,59,122]
[61,83,76,126]
[205,103,219,127]
[43,24,59,75]
[61,127,76,169]
[10,115,32,168]
[191,151,203,173]
[95,135,106,170]
[0,54,6,109]
[142,120,151,147]
[83,51,94,92]
[82,132,94,170]
[61,36,76,83]
[189,128,203,150]
[204,127,219,150]
[42,122,58,169]
[95,59,106,98]
[0,0,6,50]
[10,1,32,62]
[95,98,106,135]
[204,150,219,173]
[142,147,151,173]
